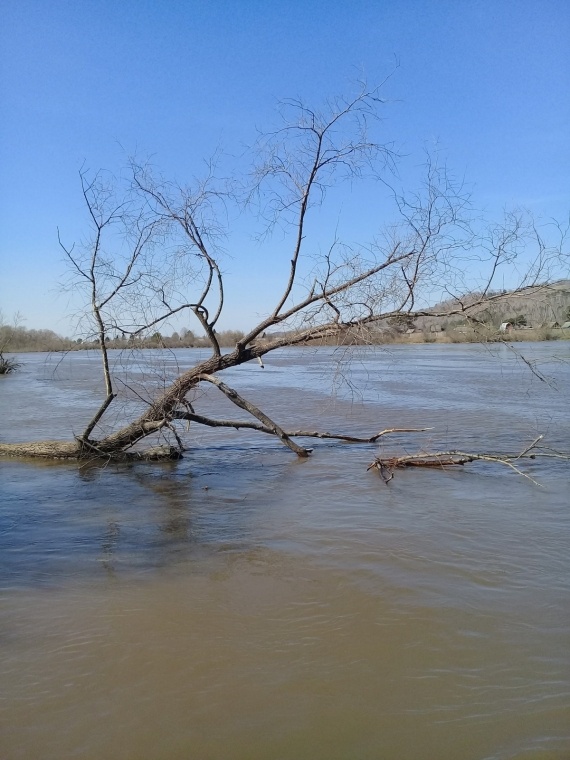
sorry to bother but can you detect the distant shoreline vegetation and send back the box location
[2,323,569,354]
[3,282,570,353]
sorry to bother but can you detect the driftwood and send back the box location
[369,435,569,485]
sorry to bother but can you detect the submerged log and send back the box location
[379,455,469,468]
[0,441,182,461]
[368,436,560,485]
[0,441,82,459]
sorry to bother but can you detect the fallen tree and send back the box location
[1,82,568,468]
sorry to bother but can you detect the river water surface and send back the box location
[1,344,569,759]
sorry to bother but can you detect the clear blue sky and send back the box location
[1,0,568,336]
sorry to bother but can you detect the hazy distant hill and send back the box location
[416,280,570,331]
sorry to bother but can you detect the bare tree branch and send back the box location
[196,374,310,457]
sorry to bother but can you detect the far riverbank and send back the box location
[4,326,570,354]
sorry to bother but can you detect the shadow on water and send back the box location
[0,444,312,589]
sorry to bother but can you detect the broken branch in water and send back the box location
[368,434,570,485]
[174,375,432,455]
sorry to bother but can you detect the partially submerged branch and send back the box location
[196,373,310,456]
[171,407,431,446]
[368,435,568,485]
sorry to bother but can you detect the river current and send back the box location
[1,343,569,759]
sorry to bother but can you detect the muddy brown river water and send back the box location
[1,344,569,759]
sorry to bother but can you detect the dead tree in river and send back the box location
[0,81,568,471]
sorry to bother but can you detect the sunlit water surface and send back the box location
[1,344,569,759]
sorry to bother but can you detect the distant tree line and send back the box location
[0,321,248,353]
[2,283,569,355]
[0,324,73,353]
[3,308,570,354]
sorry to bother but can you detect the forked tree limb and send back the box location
[196,373,310,456]
[172,406,430,446]
[190,375,432,456]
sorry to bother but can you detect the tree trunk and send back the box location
[0,346,265,460]
[94,348,245,453]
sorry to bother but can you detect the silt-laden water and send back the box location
[1,344,569,759]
